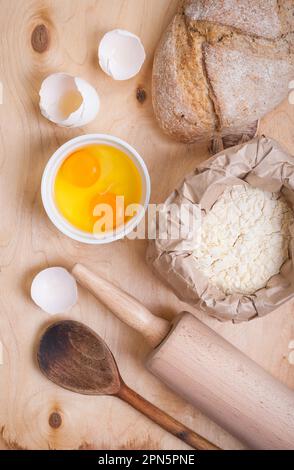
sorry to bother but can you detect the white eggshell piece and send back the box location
[98,29,146,80]
[31,267,78,315]
[39,73,100,127]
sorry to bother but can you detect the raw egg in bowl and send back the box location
[41,134,151,244]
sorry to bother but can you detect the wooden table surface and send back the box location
[0,0,293,451]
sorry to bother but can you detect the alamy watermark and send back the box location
[92,197,202,242]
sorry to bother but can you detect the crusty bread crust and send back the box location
[204,44,293,132]
[185,0,281,39]
[152,0,294,143]
[152,14,217,142]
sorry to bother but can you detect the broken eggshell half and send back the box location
[39,73,100,127]
[31,267,78,315]
[98,29,146,80]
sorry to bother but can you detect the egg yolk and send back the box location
[61,150,100,187]
[54,144,142,234]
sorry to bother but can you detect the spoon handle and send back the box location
[117,382,220,451]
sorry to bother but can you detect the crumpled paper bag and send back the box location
[147,136,294,322]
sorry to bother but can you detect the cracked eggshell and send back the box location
[98,29,146,80]
[31,267,78,315]
[39,73,100,127]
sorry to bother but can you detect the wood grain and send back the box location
[37,320,219,450]
[0,0,293,450]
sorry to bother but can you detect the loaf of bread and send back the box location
[152,0,294,143]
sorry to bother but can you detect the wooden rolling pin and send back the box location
[72,263,294,450]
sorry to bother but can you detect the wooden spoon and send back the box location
[37,320,219,450]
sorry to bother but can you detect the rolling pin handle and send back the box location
[72,264,170,348]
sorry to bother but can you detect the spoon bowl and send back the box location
[38,320,121,395]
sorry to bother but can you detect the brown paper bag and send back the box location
[147,137,294,322]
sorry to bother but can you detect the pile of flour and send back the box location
[193,185,294,295]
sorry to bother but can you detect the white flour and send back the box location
[193,185,294,295]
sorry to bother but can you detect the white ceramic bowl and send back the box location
[41,134,151,244]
